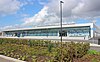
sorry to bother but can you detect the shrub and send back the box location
[53,42,90,62]
[0,38,90,62]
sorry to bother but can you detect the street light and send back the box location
[60,1,64,62]
[60,1,64,47]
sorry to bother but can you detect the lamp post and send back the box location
[60,1,64,48]
[60,1,64,62]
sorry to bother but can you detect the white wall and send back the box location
[90,23,94,38]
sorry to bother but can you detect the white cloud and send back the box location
[22,6,64,26]
[0,24,24,31]
[72,0,100,17]
[21,0,80,26]
[0,25,14,31]
[47,0,100,18]
[38,0,49,5]
[47,0,79,17]
[20,0,34,6]
[22,6,48,26]
[3,0,100,28]
[0,0,22,16]
[22,0,80,26]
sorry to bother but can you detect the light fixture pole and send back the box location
[60,1,64,48]
[60,1,64,62]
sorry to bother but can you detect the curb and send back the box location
[0,55,26,62]
[90,44,100,47]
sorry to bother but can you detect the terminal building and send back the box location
[1,23,100,41]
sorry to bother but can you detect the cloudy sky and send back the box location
[0,0,100,30]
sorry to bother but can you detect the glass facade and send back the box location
[5,29,58,37]
[67,26,90,37]
[4,26,91,37]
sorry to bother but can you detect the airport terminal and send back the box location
[1,23,99,40]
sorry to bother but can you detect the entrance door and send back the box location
[59,30,67,36]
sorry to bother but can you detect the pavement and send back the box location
[90,44,100,51]
[0,55,26,62]
[90,43,100,47]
